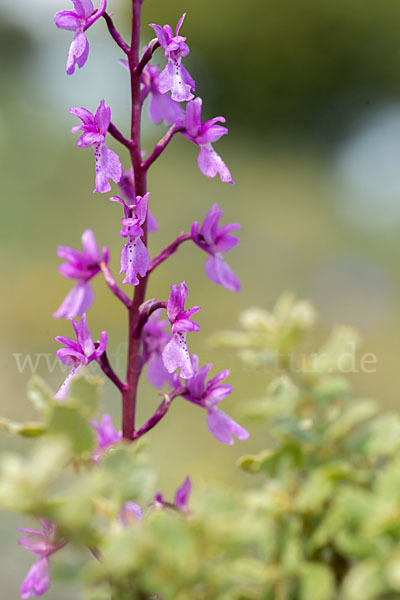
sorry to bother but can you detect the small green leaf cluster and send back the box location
[2,296,400,599]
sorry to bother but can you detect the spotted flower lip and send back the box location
[149,13,195,102]
[183,355,249,445]
[70,100,123,194]
[54,229,109,320]
[191,204,241,292]
[110,193,151,286]
[162,281,200,379]
[54,0,107,75]
[55,313,107,401]
[142,65,184,126]
[182,97,234,184]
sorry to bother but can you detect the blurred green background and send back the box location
[2,0,400,596]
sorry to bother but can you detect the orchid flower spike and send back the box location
[183,355,249,445]
[54,0,107,75]
[183,97,234,184]
[149,14,195,102]
[55,313,107,401]
[162,281,200,379]
[54,229,108,319]
[110,193,151,286]
[191,204,241,292]
[70,100,123,193]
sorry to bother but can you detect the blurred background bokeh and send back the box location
[2,0,400,596]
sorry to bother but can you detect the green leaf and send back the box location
[47,405,96,456]
[0,416,45,437]
[65,376,102,418]
[326,399,378,440]
[341,561,385,600]
[300,563,335,600]
[27,375,55,414]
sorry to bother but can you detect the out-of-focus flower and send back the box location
[191,203,240,291]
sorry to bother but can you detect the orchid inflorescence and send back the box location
[18,1,248,596]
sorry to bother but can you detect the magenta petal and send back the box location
[120,502,143,525]
[81,229,101,264]
[162,333,193,379]
[54,364,83,401]
[66,31,89,75]
[20,557,51,600]
[18,533,49,555]
[159,62,194,102]
[147,353,175,389]
[94,143,122,194]
[72,0,94,19]
[120,237,150,286]
[69,106,94,125]
[94,100,111,135]
[206,407,249,445]
[149,23,170,49]
[204,254,241,292]
[184,97,202,137]
[53,281,94,320]
[149,91,183,126]
[174,476,191,512]
[54,11,81,31]
[198,144,234,184]
[147,209,159,233]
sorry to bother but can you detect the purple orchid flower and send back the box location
[149,14,195,102]
[90,413,122,461]
[110,193,151,286]
[142,65,184,126]
[19,519,65,599]
[119,501,143,525]
[155,477,192,512]
[55,313,107,401]
[162,281,200,379]
[54,0,106,75]
[182,97,234,184]
[54,229,108,320]
[183,355,249,445]
[141,310,177,389]
[191,204,241,292]
[118,167,158,232]
[70,100,123,193]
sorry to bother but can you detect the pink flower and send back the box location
[183,98,234,184]
[70,100,123,193]
[18,519,65,599]
[162,281,200,379]
[149,14,195,102]
[54,0,106,75]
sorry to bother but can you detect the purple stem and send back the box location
[100,262,131,308]
[134,299,167,336]
[148,232,192,274]
[102,12,130,54]
[108,122,132,150]
[122,0,148,440]
[136,38,161,77]
[142,124,185,171]
[132,386,186,440]
[96,351,125,393]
